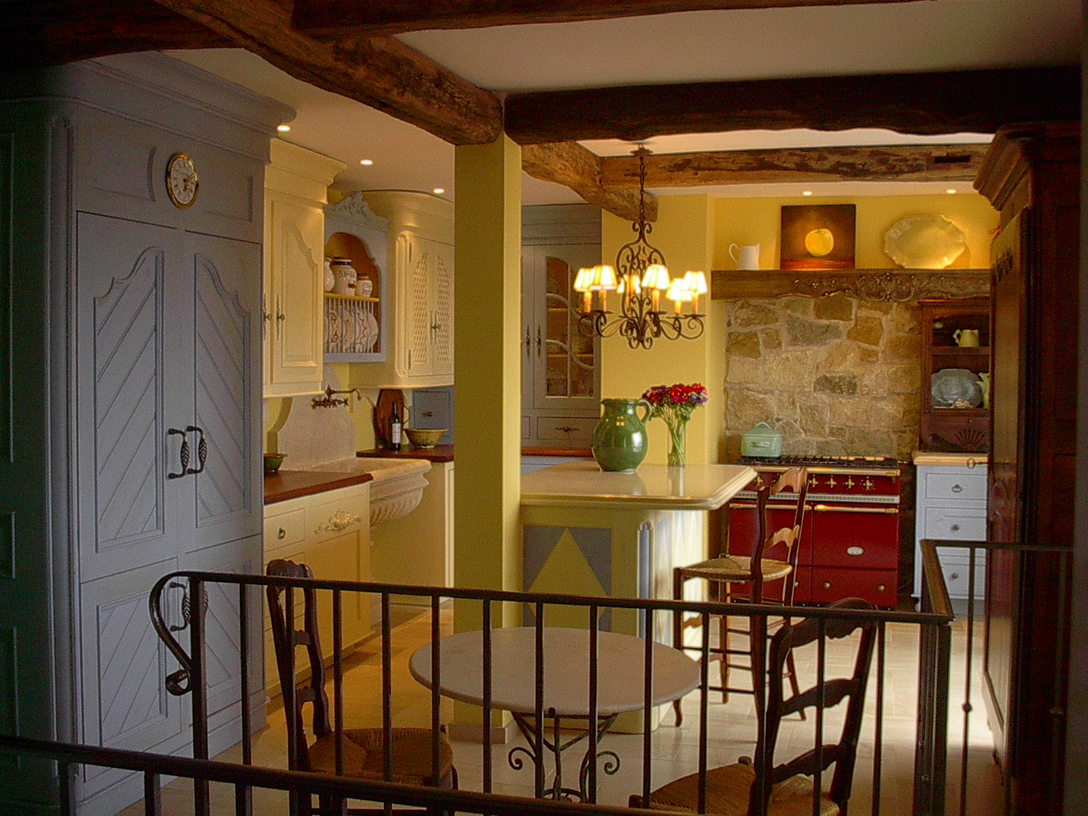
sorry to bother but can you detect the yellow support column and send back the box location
[453,136,522,627]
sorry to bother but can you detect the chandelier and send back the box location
[574,147,707,350]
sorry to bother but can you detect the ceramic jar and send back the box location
[591,398,651,473]
[330,257,357,296]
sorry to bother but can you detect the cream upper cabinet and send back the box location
[360,191,455,388]
[263,139,345,396]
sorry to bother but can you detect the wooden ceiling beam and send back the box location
[293,0,926,39]
[0,0,229,68]
[505,67,1081,144]
[522,142,657,222]
[600,144,990,187]
[148,0,502,145]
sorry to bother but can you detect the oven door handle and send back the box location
[812,503,899,515]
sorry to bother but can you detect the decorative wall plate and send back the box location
[883,215,966,269]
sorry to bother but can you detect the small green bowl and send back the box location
[263,453,287,473]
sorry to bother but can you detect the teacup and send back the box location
[954,328,980,348]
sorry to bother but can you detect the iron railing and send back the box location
[6,543,1064,816]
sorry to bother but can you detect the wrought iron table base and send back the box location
[508,709,621,801]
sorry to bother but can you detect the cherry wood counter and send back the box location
[264,470,374,504]
[357,445,454,463]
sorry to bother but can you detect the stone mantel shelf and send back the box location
[711,268,990,302]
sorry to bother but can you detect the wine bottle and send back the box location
[390,403,402,451]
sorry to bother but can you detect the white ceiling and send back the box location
[167,0,1080,206]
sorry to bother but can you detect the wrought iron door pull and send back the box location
[168,428,190,479]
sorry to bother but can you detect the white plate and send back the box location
[328,311,341,346]
[883,215,967,269]
[932,368,983,408]
[363,313,378,352]
[354,311,369,352]
[341,310,355,349]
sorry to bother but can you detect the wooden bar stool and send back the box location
[672,467,809,724]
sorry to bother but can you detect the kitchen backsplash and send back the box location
[722,294,922,462]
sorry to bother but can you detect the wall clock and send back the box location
[165,153,199,208]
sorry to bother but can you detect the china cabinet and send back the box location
[521,204,602,449]
[918,298,991,452]
[0,54,287,814]
[357,191,454,387]
[975,122,1078,815]
[324,192,389,363]
[263,139,345,396]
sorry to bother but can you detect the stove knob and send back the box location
[862,477,874,491]
[808,476,820,490]
[827,475,837,490]
[845,477,855,490]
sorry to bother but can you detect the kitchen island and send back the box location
[520,462,756,640]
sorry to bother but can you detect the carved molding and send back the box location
[711,268,990,302]
[325,192,390,232]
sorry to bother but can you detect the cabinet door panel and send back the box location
[75,213,183,582]
[431,240,454,376]
[268,198,323,388]
[407,235,431,375]
[190,234,262,548]
[78,560,184,796]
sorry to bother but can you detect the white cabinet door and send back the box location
[264,196,324,395]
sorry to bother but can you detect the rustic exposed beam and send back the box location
[0,0,228,68]
[600,144,989,187]
[522,142,657,222]
[148,0,502,145]
[712,268,991,301]
[293,0,926,39]
[505,67,1080,144]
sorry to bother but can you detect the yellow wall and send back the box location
[712,194,998,270]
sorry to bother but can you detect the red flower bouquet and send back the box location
[640,382,709,466]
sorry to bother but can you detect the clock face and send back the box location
[166,153,199,208]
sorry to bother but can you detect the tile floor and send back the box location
[119,604,1004,815]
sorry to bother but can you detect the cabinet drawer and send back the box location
[263,508,305,548]
[810,508,899,569]
[922,507,987,541]
[937,553,987,600]
[809,567,898,609]
[923,472,987,502]
[535,416,597,443]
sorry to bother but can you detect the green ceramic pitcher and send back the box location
[591,398,652,473]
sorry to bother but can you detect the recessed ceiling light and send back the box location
[360,159,374,166]
[276,124,291,132]
[433,187,445,195]
[802,190,813,197]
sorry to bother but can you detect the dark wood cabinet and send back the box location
[975,122,1078,815]
[918,299,991,452]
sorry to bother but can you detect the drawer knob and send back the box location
[951,484,963,493]
[823,582,831,590]
[877,584,886,593]
[846,546,864,557]
[278,527,286,540]
[950,524,960,532]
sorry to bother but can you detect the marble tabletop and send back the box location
[408,626,699,718]
[520,462,757,511]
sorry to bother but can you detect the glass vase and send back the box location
[667,420,687,467]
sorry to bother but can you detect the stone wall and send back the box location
[722,295,922,463]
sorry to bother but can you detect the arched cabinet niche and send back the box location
[324,193,389,362]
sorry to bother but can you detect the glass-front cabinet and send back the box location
[522,205,602,449]
[919,298,991,452]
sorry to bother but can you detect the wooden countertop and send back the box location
[358,445,454,463]
[264,470,373,504]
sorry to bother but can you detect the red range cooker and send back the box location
[727,455,902,609]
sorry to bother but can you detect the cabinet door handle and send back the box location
[823,582,831,590]
[185,426,207,475]
[525,325,531,358]
[536,326,542,358]
[275,294,286,324]
[277,527,287,540]
[846,546,864,557]
[262,295,271,335]
[168,428,190,479]
[877,584,886,593]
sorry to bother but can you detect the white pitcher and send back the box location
[729,243,760,270]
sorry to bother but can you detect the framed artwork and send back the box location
[780,204,856,270]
